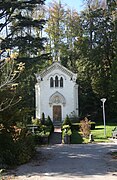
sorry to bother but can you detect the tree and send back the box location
[45,0,65,61]
[0,1,47,166]
[0,0,46,59]
[77,0,117,119]
[0,0,49,127]
[0,0,49,123]
[0,49,25,112]
[45,1,81,72]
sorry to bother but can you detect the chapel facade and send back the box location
[35,61,79,122]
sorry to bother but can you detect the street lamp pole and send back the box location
[100,98,106,137]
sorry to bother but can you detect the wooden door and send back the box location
[53,105,61,122]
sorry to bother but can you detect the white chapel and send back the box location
[35,61,79,122]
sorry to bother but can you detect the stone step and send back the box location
[54,127,62,133]
[53,121,62,127]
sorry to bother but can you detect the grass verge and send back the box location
[91,124,116,142]
[70,124,116,143]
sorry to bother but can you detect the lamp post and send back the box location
[100,98,106,137]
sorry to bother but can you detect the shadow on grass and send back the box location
[95,127,104,130]
[71,131,83,144]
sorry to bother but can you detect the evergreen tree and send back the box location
[79,0,117,118]
[45,0,65,61]
[45,1,81,72]
[0,0,48,124]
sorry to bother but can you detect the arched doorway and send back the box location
[53,105,62,122]
[49,91,66,122]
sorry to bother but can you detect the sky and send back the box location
[45,0,84,12]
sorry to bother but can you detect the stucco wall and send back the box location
[35,64,78,121]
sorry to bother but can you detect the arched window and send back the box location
[55,76,59,87]
[60,77,63,87]
[50,77,54,87]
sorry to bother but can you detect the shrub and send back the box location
[0,129,17,166]
[33,129,51,145]
[71,131,83,144]
[62,115,72,127]
[32,118,42,126]
[16,132,35,165]
[61,125,72,144]
[41,112,45,125]
[45,116,51,126]
[45,116,54,132]
[71,123,81,131]
[69,114,80,123]
[33,117,53,145]
[62,124,70,130]
[0,127,35,166]
[80,117,91,138]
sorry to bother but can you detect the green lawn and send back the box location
[70,124,117,144]
[91,124,116,142]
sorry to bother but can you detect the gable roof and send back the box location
[36,62,77,81]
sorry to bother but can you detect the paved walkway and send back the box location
[3,128,117,180]
[4,141,117,180]
[3,137,117,180]
[49,127,62,145]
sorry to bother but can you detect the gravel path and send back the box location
[5,142,117,180]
